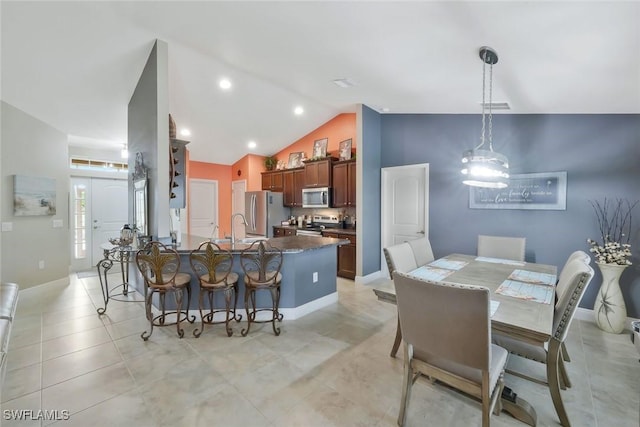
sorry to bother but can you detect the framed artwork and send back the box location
[312,138,328,158]
[339,139,352,160]
[469,171,567,210]
[288,152,304,168]
[13,175,57,216]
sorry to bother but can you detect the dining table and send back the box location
[372,253,558,426]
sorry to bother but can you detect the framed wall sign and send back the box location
[469,171,567,210]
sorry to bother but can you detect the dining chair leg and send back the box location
[561,341,571,362]
[559,356,571,389]
[547,339,571,427]
[390,315,403,358]
[397,343,413,427]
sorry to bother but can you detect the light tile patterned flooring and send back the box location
[1,273,639,426]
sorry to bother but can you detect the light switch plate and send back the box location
[1,222,13,232]
[53,219,63,228]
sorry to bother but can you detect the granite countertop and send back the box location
[276,224,356,236]
[103,234,348,254]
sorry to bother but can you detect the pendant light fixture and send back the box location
[461,46,509,189]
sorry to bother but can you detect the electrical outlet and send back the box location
[53,219,63,228]
[38,260,45,269]
[313,272,318,283]
[1,222,13,232]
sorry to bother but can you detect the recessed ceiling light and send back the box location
[180,128,191,137]
[219,78,232,90]
[332,78,356,88]
[247,141,257,149]
[294,106,304,116]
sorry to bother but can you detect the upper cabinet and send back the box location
[304,158,333,188]
[283,167,305,207]
[332,159,356,208]
[261,170,284,192]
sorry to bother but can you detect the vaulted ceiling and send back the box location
[2,1,638,164]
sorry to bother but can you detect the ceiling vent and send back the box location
[332,78,356,88]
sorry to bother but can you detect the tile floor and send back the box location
[1,272,638,426]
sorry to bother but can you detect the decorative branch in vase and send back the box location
[588,198,638,333]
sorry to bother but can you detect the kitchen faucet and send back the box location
[231,213,248,245]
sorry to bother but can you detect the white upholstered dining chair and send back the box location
[492,258,594,427]
[477,235,526,261]
[394,271,507,427]
[406,237,435,267]
[383,242,418,358]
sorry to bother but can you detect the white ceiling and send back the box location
[2,1,639,165]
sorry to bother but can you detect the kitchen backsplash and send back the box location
[290,206,356,225]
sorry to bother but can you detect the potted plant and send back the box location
[264,156,277,171]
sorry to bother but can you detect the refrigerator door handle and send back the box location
[252,195,257,231]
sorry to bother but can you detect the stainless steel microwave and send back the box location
[302,187,331,208]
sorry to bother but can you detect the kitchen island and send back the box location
[126,234,347,319]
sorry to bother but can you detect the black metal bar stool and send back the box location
[189,241,242,337]
[135,241,194,340]
[240,240,283,336]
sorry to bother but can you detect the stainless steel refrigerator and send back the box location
[244,191,290,238]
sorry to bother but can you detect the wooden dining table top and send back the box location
[373,253,558,347]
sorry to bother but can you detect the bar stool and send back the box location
[240,240,283,336]
[189,241,242,337]
[135,241,194,340]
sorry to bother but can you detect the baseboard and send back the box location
[17,276,70,294]
[182,291,339,322]
[355,270,385,285]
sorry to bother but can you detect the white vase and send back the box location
[593,262,628,334]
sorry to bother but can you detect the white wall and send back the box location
[1,101,70,288]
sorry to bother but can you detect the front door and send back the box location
[381,164,430,276]
[90,179,129,265]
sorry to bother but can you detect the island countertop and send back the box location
[107,233,349,254]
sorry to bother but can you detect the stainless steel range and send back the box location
[295,215,340,237]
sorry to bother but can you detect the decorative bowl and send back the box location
[109,237,133,247]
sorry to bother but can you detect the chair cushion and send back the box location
[244,271,282,287]
[200,272,239,288]
[174,272,192,287]
[416,344,508,394]
[492,332,547,363]
[0,283,19,320]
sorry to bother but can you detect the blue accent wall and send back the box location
[361,105,382,275]
[378,113,640,317]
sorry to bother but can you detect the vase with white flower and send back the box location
[588,198,638,333]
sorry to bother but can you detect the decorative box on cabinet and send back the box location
[303,158,334,188]
[322,230,356,280]
[170,138,189,208]
[261,170,284,192]
[332,159,356,208]
[283,167,305,207]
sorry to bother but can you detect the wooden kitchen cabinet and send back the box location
[322,230,356,280]
[332,159,356,207]
[273,226,295,237]
[304,158,333,188]
[283,167,305,207]
[261,170,284,192]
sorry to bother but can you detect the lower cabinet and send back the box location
[273,226,296,237]
[322,231,356,280]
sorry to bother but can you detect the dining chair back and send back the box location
[477,235,526,261]
[394,271,507,427]
[492,258,594,427]
[406,237,435,267]
[383,242,417,279]
[383,241,419,357]
[556,250,591,299]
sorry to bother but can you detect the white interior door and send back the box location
[189,179,218,239]
[381,164,430,275]
[232,180,247,239]
[90,178,129,266]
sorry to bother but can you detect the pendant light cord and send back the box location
[488,59,494,152]
[476,51,487,151]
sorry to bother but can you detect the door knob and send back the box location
[417,230,425,234]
